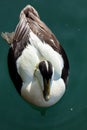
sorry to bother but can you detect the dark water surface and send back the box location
[0,0,87,130]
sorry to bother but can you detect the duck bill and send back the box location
[43,79,50,101]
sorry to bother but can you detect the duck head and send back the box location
[34,60,53,101]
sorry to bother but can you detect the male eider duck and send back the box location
[2,5,69,107]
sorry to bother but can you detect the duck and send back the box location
[2,5,69,107]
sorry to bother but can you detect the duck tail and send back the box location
[1,32,15,45]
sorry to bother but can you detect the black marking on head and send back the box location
[8,48,22,94]
[39,60,53,80]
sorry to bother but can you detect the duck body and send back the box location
[3,5,69,107]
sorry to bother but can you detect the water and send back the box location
[0,0,87,130]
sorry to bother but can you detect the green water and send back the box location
[0,0,87,130]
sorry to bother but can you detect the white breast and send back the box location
[16,44,40,83]
[16,30,65,107]
[21,78,65,107]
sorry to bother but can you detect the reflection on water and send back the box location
[0,0,87,130]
